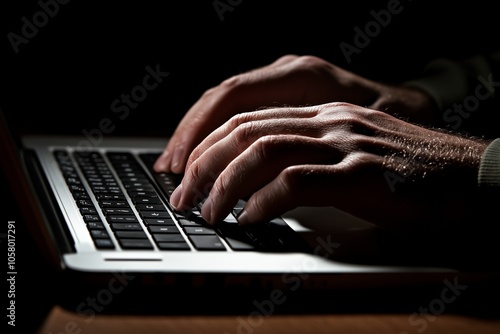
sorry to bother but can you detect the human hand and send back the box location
[154,55,438,174]
[168,102,487,232]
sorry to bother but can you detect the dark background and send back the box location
[1,0,499,137]
[1,1,500,332]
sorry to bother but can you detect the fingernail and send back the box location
[169,184,182,209]
[237,209,249,226]
[201,197,212,224]
[171,146,184,174]
[154,155,167,172]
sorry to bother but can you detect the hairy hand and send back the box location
[154,55,438,174]
[169,102,487,232]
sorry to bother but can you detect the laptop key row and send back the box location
[53,150,116,250]
[57,149,228,251]
[106,152,228,251]
[54,149,310,253]
[138,153,312,253]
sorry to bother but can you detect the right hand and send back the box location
[170,102,487,231]
[154,55,438,174]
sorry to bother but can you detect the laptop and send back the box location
[1,105,497,317]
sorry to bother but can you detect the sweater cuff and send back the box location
[404,55,493,112]
[478,138,500,187]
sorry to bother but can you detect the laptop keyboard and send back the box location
[53,149,310,253]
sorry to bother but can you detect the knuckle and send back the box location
[251,136,281,161]
[202,86,218,98]
[233,122,259,145]
[219,74,243,90]
[278,166,305,193]
[293,55,327,68]
[247,195,267,218]
[323,101,359,111]
[275,54,299,63]
[211,173,229,200]
[317,103,372,132]
[227,113,250,131]
[184,160,202,186]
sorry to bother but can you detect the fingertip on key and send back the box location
[169,184,182,209]
[154,151,170,172]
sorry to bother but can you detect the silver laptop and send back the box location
[2,106,485,295]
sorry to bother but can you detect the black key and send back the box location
[86,221,106,229]
[143,218,175,225]
[245,219,310,252]
[123,182,151,189]
[129,191,158,198]
[231,199,247,216]
[121,177,149,183]
[94,239,115,249]
[183,227,216,235]
[119,239,154,249]
[73,192,90,200]
[148,225,180,234]
[110,223,143,231]
[188,235,226,250]
[140,211,170,219]
[217,223,256,251]
[96,194,126,201]
[177,219,204,227]
[125,186,153,193]
[136,204,165,211]
[99,200,130,208]
[103,208,134,215]
[107,215,139,223]
[152,234,186,243]
[77,199,94,207]
[80,207,97,214]
[90,230,111,238]
[82,214,101,223]
[156,242,191,250]
[69,184,86,193]
[133,197,162,205]
[114,231,148,239]
[224,237,256,251]
[138,154,182,200]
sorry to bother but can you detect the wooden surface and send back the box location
[39,306,500,334]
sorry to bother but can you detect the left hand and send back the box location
[153,55,438,175]
[169,102,488,232]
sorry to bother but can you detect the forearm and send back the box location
[404,50,500,138]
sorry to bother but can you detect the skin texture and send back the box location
[153,55,490,233]
[167,102,488,232]
[154,55,438,174]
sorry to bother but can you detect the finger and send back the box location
[236,154,387,227]
[174,115,323,211]
[200,135,340,224]
[154,56,314,174]
[153,94,231,173]
[185,106,319,171]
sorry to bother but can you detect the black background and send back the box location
[1,0,499,137]
[1,1,500,332]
